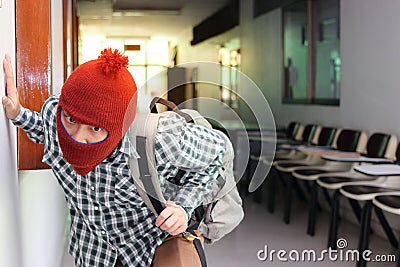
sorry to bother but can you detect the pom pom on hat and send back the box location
[59,47,137,130]
[98,48,129,75]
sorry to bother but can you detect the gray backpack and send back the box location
[128,97,244,244]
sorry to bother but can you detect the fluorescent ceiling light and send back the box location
[106,35,151,40]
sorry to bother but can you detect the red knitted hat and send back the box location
[56,48,137,175]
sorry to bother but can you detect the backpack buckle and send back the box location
[182,231,200,241]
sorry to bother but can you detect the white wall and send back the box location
[52,0,67,95]
[239,1,287,128]
[0,0,22,266]
[340,0,400,134]
[175,23,247,122]
[19,169,67,267]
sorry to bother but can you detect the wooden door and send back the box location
[16,0,51,169]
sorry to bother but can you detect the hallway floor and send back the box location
[62,190,397,267]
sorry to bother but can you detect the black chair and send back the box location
[294,132,397,236]
[372,194,400,267]
[315,136,398,255]
[335,143,400,267]
[274,129,366,224]
[264,126,338,213]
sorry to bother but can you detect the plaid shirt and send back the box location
[12,94,225,267]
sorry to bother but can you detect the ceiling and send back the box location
[77,0,231,41]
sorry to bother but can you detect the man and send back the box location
[2,48,225,267]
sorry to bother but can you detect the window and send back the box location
[282,0,340,105]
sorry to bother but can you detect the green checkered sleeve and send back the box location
[155,112,226,218]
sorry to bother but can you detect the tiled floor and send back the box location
[62,191,398,267]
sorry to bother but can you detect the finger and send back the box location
[2,55,21,119]
[160,216,179,233]
[161,214,187,236]
[155,207,173,227]
[158,214,179,232]
[3,55,17,99]
[165,201,188,221]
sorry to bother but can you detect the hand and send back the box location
[155,201,188,236]
[2,54,21,120]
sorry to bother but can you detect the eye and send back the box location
[91,126,103,133]
[65,115,76,124]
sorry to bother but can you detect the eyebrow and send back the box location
[61,109,77,123]
[62,109,75,121]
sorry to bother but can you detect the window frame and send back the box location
[281,0,340,106]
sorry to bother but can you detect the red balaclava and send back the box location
[56,48,137,175]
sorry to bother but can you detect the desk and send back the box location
[322,155,393,163]
[296,146,360,157]
[354,164,400,176]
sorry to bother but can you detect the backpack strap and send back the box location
[188,229,208,267]
[150,97,177,112]
[150,97,194,123]
[129,111,208,267]
[129,113,167,215]
[135,136,164,215]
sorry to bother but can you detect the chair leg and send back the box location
[328,189,341,249]
[357,200,373,267]
[322,187,332,207]
[374,207,399,248]
[307,181,318,236]
[303,179,312,193]
[282,172,293,224]
[348,198,362,223]
[266,168,277,213]
[277,169,288,187]
[293,179,308,202]
[349,198,375,235]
